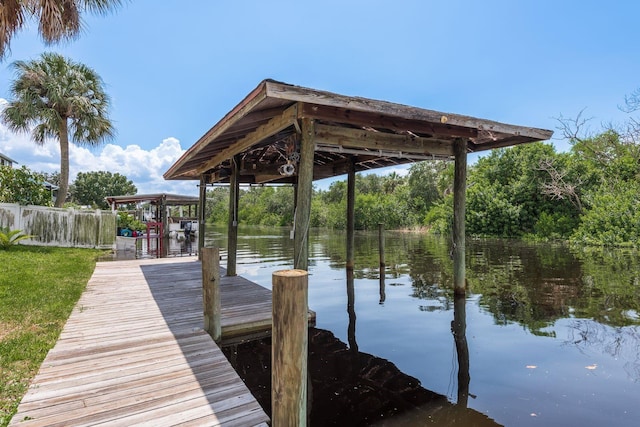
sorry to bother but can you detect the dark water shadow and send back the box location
[223,327,501,427]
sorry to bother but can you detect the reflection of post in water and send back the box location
[452,294,470,407]
[379,273,386,304]
[346,268,358,353]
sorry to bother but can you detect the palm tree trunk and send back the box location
[56,118,70,208]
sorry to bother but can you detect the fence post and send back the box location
[201,247,221,342]
[272,269,308,426]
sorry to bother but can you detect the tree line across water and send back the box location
[205,126,640,248]
[3,122,639,247]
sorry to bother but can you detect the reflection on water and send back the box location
[207,226,640,426]
[99,235,198,261]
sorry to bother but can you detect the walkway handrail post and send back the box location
[272,269,308,426]
[201,247,221,342]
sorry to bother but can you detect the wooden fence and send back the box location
[0,203,116,249]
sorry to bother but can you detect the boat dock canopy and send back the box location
[163,79,553,185]
[105,193,199,207]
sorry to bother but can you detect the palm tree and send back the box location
[1,52,114,207]
[0,0,123,60]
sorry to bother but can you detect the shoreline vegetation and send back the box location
[0,246,103,426]
[206,132,640,249]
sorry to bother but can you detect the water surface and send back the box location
[206,226,640,426]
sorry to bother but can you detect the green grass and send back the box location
[0,246,103,426]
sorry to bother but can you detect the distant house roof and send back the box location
[43,181,59,191]
[105,193,199,207]
[0,152,17,166]
[164,79,553,184]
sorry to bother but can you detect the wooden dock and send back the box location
[8,256,294,426]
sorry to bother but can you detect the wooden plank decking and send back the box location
[9,256,278,426]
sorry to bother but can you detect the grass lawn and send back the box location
[0,245,104,426]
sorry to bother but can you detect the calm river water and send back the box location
[204,226,640,426]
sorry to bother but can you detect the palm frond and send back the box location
[0,0,24,59]
[37,0,81,43]
[82,0,124,15]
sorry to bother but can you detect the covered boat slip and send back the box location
[164,79,553,290]
[163,79,553,183]
[106,193,201,257]
[9,257,273,426]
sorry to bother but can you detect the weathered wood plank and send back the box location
[267,80,554,141]
[9,257,270,426]
[314,123,455,157]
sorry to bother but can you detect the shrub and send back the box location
[0,227,34,249]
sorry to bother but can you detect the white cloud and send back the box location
[0,99,197,196]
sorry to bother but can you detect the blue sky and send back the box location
[1,0,639,195]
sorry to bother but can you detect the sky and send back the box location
[1,0,639,196]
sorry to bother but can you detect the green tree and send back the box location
[407,161,442,215]
[356,173,384,195]
[0,0,124,60]
[571,181,640,247]
[2,52,114,207]
[206,187,230,225]
[0,165,52,206]
[73,171,136,209]
[463,143,573,237]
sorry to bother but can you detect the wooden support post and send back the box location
[453,138,467,295]
[272,269,308,426]
[198,177,206,260]
[227,155,240,276]
[346,157,356,270]
[378,223,385,274]
[160,198,168,258]
[201,247,221,342]
[294,118,314,271]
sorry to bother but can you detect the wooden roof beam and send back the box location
[164,82,269,180]
[299,103,478,139]
[314,123,455,157]
[196,103,300,175]
[269,81,551,141]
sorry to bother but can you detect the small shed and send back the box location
[164,80,553,292]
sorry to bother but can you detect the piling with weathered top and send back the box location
[201,247,221,342]
[272,269,308,426]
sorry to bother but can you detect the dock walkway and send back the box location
[9,257,273,426]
